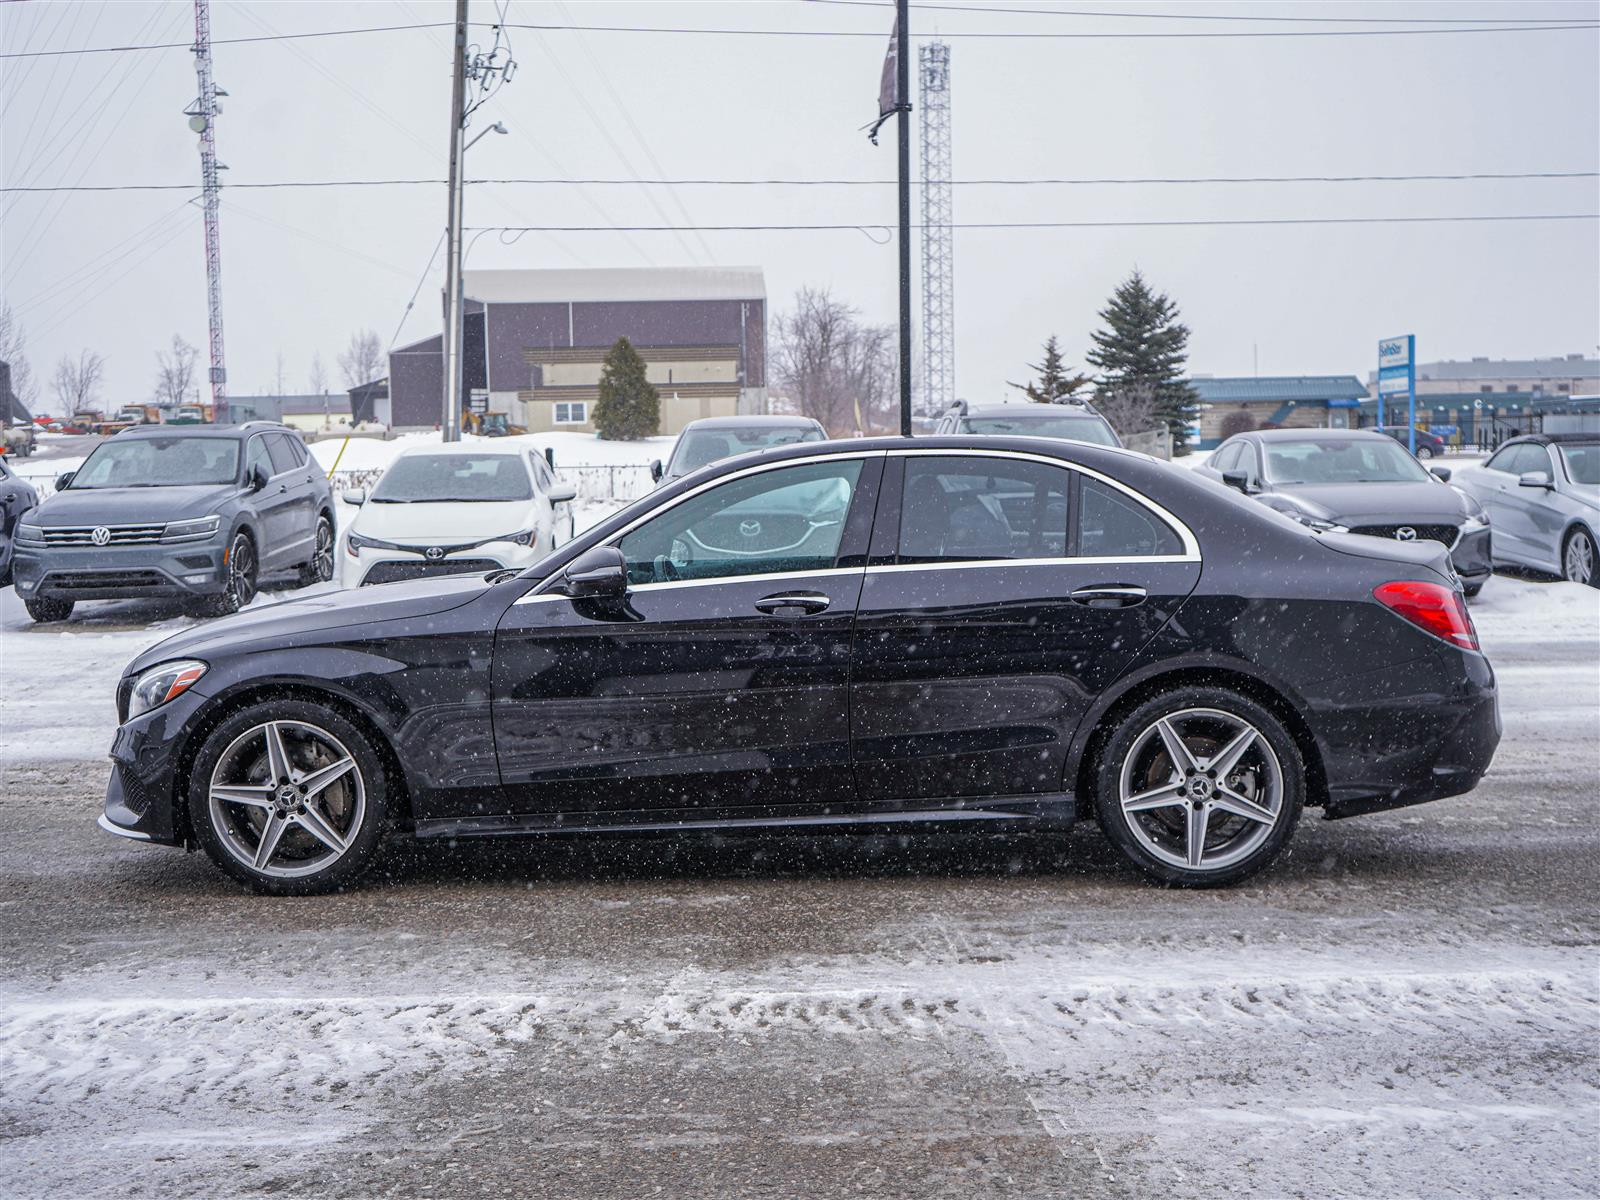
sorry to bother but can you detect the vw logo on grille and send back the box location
[1395,527,1417,542]
[425,546,446,561]
[90,526,111,546]
[739,521,762,538]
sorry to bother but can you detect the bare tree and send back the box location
[273,349,289,396]
[1094,380,1159,437]
[0,302,39,416]
[337,328,384,390]
[51,350,106,416]
[308,352,329,397]
[772,286,898,436]
[153,335,199,407]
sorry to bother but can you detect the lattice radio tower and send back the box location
[186,0,227,417]
[918,41,954,418]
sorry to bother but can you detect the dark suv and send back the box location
[13,423,334,622]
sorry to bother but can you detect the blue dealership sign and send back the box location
[1377,334,1417,452]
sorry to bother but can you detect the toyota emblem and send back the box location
[739,520,762,538]
[1395,527,1417,542]
[425,546,445,561]
[90,526,111,546]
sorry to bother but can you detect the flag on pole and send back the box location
[867,14,899,144]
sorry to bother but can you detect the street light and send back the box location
[464,121,508,153]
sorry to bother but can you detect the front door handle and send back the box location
[754,591,831,616]
[1069,584,1147,609]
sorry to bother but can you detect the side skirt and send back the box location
[412,794,1075,841]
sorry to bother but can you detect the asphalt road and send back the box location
[0,598,1596,1198]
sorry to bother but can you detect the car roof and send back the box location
[678,415,823,430]
[1504,432,1599,446]
[392,441,531,458]
[114,423,252,440]
[959,404,1103,418]
[1246,428,1390,443]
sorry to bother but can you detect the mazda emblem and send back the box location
[739,520,762,538]
[1395,527,1417,542]
[425,546,445,561]
[90,526,111,546]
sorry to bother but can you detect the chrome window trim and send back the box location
[867,555,1198,575]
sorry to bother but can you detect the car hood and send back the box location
[1271,481,1467,523]
[36,484,238,525]
[350,499,534,543]
[127,574,491,674]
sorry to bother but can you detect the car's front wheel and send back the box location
[198,531,258,617]
[24,596,74,623]
[1093,687,1303,887]
[1564,527,1598,588]
[296,515,335,587]
[188,700,391,895]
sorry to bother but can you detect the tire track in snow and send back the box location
[5,966,1589,1108]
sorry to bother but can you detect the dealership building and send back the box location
[1189,376,1369,448]
[386,268,768,434]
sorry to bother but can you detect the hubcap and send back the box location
[1567,534,1594,584]
[1118,707,1284,872]
[231,536,256,606]
[208,720,365,879]
[313,521,333,579]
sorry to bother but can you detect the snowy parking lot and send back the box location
[0,552,1596,1196]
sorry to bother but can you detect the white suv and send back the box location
[339,443,576,587]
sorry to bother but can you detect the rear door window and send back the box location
[265,433,301,475]
[897,456,1071,564]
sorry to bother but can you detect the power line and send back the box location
[805,0,1594,26]
[7,171,1597,194]
[0,21,449,59]
[468,213,1599,232]
[500,20,1600,40]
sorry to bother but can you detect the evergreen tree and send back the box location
[1085,270,1199,453]
[592,336,660,440]
[1007,335,1092,404]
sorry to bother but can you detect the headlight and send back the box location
[16,520,44,546]
[345,532,396,556]
[489,529,537,546]
[126,660,207,719]
[1283,510,1348,534]
[162,516,221,543]
[1459,499,1491,529]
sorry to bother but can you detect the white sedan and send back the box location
[338,444,576,588]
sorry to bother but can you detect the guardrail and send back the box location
[1123,427,1173,460]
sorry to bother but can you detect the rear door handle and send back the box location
[754,591,831,616]
[1069,584,1147,609]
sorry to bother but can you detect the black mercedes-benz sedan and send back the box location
[99,436,1499,894]
[1195,428,1494,596]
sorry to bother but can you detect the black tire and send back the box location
[198,530,258,617]
[296,515,335,587]
[24,596,74,623]
[1563,527,1598,589]
[1092,686,1304,888]
[187,698,392,895]
[1463,582,1483,599]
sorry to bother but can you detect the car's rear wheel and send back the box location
[188,700,390,895]
[1564,528,1598,588]
[1093,687,1303,887]
[296,516,335,586]
[1415,445,1436,459]
[24,596,74,623]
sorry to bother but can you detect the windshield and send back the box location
[1263,438,1431,485]
[962,414,1119,446]
[69,437,239,488]
[668,426,825,475]
[1557,444,1600,486]
[371,454,532,502]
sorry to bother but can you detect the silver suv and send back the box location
[933,400,1122,448]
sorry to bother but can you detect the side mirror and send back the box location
[559,545,627,598]
[547,483,577,504]
[1517,471,1554,490]
[1221,470,1256,495]
[342,487,366,505]
[649,459,664,484]
[249,466,270,492]
[54,471,75,492]
[1429,466,1452,482]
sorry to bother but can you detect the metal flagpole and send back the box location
[895,0,912,437]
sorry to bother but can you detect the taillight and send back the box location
[1372,580,1479,651]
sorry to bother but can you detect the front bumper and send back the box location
[340,540,537,588]
[1449,525,1493,583]
[13,538,229,602]
[99,684,216,847]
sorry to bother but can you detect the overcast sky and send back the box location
[3,0,1597,413]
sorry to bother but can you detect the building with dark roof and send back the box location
[1189,376,1368,448]
[388,267,767,434]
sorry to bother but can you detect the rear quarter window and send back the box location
[1077,477,1184,558]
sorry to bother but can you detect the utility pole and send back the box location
[918,42,953,421]
[895,0,912,437]
[441,0,469,442]
[187,0,226,422]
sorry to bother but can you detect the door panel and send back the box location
[491,455,882,820]
[851,454,1201,804]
